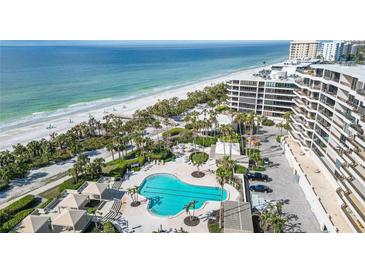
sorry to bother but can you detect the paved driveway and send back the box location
[249,126,321,233]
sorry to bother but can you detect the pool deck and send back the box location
[119,155,240,233]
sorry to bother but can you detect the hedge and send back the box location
[38,198,54,209]
[235,165,247,174]
[0,208,34,233]
[0,195,36,224]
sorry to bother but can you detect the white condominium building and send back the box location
[225,63,365,232]
[289,40,319,60]
[226,68,296,119]
[291,64,365,232]
[321,41,344,62]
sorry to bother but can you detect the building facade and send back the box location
[226,78,296,118]
[225,63,365,232]
[290,64,365,232]
[321,41,344,62]
[289,40,319,60]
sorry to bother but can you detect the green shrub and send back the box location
[0,208,33,233]
[252,166,266,172]
[0,195,36,224]
[87,208,96,215]
[103,221,117,233]
[184,123,193,130]
[190,152,209,164]
[38,198,53,209]
[276,135,282,143]
[215,105,228,113]
[81,137,109,151]
[162,127,191,138]
[195,136,217,147]
[235,165,247,174]
[262,119,274,126]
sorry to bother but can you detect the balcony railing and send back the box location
[356,88,365,96]
[350,123,364,135]
[335,109,355,122]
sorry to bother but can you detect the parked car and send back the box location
[263,157,271,166]
[247,172,269,182]
[249,184,272,193]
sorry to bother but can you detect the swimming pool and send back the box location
[139,173,227,217]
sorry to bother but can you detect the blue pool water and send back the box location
[139,173,227,217]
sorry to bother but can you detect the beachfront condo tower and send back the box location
[226,67,297,119]
[225,63,365,232]
[289,40,319,60]
[290,64,365,232]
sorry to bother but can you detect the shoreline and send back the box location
[0,62,277,151]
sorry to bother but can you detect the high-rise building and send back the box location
[321,41,344,62]
[226,69,296,118]
[225,63,365,232]
[289,40,319,60]
[291,64,365,232]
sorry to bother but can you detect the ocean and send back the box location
[0,40,289,128]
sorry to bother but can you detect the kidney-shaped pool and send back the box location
[139,173,227,217]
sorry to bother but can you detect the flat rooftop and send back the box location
[312,64,365,81]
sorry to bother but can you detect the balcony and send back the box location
[319,99,335,109]
[335,109,355,123]
[318,108,333,120]
[350,123,364,135]
[341,205,365,233]
[356,88,365,96]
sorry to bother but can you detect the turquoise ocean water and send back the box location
[0,41,289,129]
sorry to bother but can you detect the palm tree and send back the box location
[183,200,198,225]
[216,166,227,229]
[40,140,51,162]
[68,163,81,184]
[76,154,90,176]
[234,112,246,154]
[127,186,140,207]
[276,123,284,135]
[106,143,115,161]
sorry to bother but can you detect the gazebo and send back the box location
[19,215,52,233]
[51,209,90,233]
[57,193,89,212]
[81,182,109,200]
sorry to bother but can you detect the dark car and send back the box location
[249,184,272,193]
[247,172,269,182]
[263,157,271,166]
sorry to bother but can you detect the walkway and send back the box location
[286,137,352,232]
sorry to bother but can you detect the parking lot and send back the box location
[249,126,321,233]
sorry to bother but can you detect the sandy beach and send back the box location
[0,65,268,151]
